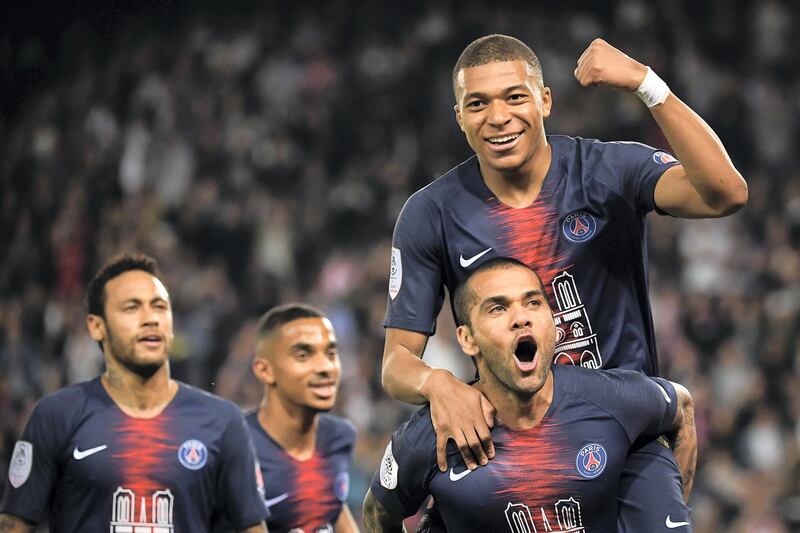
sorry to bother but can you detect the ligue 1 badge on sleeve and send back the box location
[379,441,398,490]
[389,247,402,300]
[9,440,33,488]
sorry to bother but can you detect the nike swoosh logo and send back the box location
[264,493,289,508]
[449,468,472,481]
[656,383,672,404]
[459,248,492,268]
[665,515,690,528]
[73,445,108,460]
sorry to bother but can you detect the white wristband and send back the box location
[635,67,670,108]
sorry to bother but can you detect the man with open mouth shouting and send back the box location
[381,33,746,530]
[366,258,696,532]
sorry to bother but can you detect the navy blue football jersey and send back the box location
[385,135,681,376]
[1,378,269,532]
[370,366,678,532]
[246,411,356,533]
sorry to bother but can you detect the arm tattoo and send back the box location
[0,514,35,533]
[673,401,697,500]
[670,382,697,502]
[363,490,406,533]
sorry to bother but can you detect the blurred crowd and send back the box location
[1,1,799,531]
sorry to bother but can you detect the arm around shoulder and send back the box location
[381,328,433,404]
[363,489,406,533]
[668,381,697,501]
[383,327,496,472]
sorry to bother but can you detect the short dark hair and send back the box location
[453,257,542,327]
[86,253,164,318]
[453,34,543,97]
[256,303,326,342]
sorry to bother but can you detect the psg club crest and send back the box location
[178,439,208,470]
[576,443,607,478]
[335,471,350,502]
[653,151,678,164]
[562,211,597,243]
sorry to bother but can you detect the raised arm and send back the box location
[669,381,697,501]
[574,38,748,218]
[362,489,406,533]
[382,328,496,471]
[0,514,35,533]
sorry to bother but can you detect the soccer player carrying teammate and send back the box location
[382,35,745,529]
[0,254,269,532]
[247,304,359,533]
[366,258,696,532]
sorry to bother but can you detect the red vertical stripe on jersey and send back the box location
[494,423,577,526]
[489,198,568,300]
[290,453,339,531]
[113,416,174,496]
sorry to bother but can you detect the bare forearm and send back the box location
[382,349,437,404]
[673,419,696,501]
[334,505,360,533]
[382,329,434,404]
[363,491,406,533]
[0,514,34,533]
[651,94,747,216]
[669,383,697,501]
[573,39,746,217]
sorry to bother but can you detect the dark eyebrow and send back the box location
[481,295,511,308]
[522,289,544,300]
[290,342,314,352]
[464,85,531,100]
[120,296,168,303]
[481,289,543,308]
[290,341,338,352]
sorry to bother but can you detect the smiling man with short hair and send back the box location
[245,303,359,533]
[381,33,743,530]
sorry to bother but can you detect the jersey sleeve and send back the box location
[594,140,681,215]
[369,409,437,518]
[0,396,67,524]
[333,417,358,465]
[216,407,270,529]
[604,370,679,442]
[383,190,446,335]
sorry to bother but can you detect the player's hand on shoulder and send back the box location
[574,38,648,92]
[422,369,496,472]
